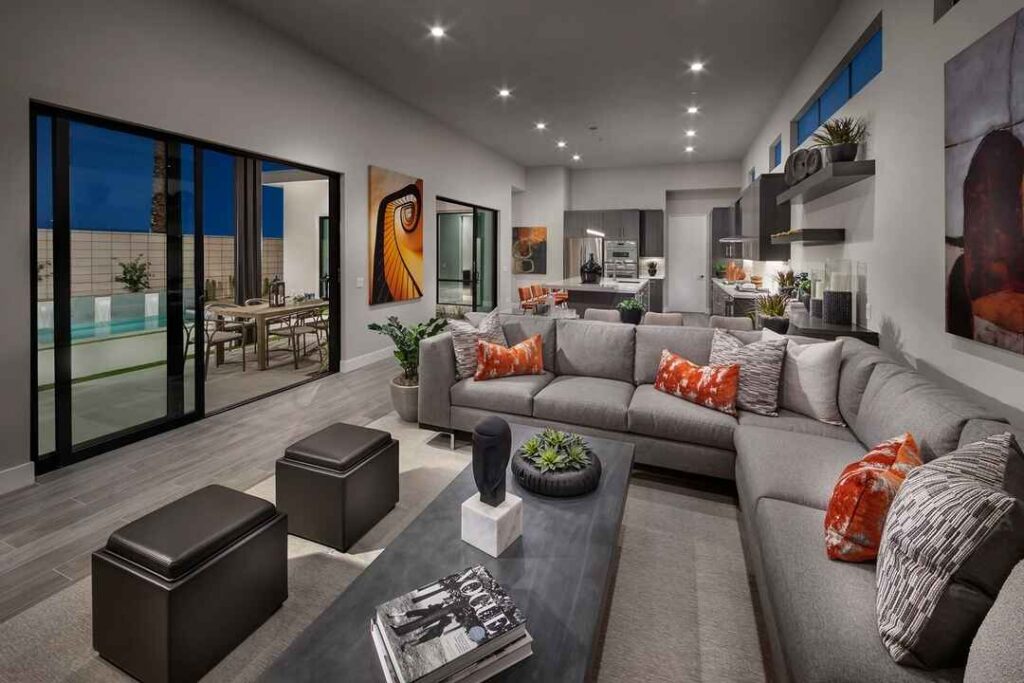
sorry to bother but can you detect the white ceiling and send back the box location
[223,0,840,168]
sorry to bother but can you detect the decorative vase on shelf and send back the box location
[647,261,658,277]
[826,143,859,163]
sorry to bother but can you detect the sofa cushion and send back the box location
[451,371,554,417]
[533,375,634,431]
[853,363,994,462]
[734,426,866,512]
[628,384,738,451]
[876,433,1024,669]
[959,418,1024,448]
[501,315,556,372]
[633,326,714,384]
[653,350,740,416]
[756,499,964,683]
[710,330,787,416]
[965,561,1024,683]
[737,410,859,443]
[555,319,635,382]
[837,338,894,427]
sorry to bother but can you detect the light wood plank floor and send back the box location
[0,358,399,624]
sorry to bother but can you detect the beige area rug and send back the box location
[0,415,765,682]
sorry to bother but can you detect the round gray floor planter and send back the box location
[511,451,602,497]
[390,378,418,422]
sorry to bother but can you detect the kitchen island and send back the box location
[546,277,649,315]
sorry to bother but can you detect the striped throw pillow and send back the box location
[447,310,508,379]
[709,329,787,416]
[876,432,1024,669]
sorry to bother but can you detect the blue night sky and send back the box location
[35,116,283,238]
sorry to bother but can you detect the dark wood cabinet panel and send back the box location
[640,210,664,257]
[647,279,663,312]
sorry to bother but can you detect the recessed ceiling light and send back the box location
[690,61,704,73]
[498,88,511,98]
[429,25,445,38]
[685,146,695,153]
[572,154,581,162]
[685,129,696,137]
[687,106,699,114]
[535,122,547,131]
[556,140,567,148]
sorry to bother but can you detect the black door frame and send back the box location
[29,102,343,473]
[435,196,498,313]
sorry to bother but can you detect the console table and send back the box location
[787,308,879,346]
[261,425,634,682]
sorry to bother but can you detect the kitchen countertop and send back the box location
[547,277,649,294]
[712,278,768,300]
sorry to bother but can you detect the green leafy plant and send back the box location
[616,298,645,313]
[794,272,812,295]
[775,270,795,288]
[811,116,868,147]
[520,429,592,473]
[367,316,447,385]
[756,292,789,318]
[115,254,152,293]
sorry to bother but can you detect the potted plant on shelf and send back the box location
[367,315,447,422]
[511,429,603,497]
[616,297,645,324]
[775,269,796,299]
[756,292,790,334]
[812,116,868,163]
[794,272,812,310]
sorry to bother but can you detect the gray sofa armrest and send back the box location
[418,332,457,429]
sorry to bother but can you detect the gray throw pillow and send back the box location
[709,329,786,416]
[761,328,844,425]
[876,433,1024,669]
[447,310,508,379]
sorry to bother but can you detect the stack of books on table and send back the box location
[370,565,533,683]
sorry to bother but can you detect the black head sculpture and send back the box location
[472,417,512,506]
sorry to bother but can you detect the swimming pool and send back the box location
[38,315,169,346]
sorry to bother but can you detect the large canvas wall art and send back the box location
[945,10,1024,354]
[369,165,424,305]
[512,226,547,275]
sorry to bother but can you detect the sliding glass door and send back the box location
[435,198,498,314]
[32,105,342,471]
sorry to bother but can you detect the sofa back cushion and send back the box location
[501,315,556,371]
[853,363,993,462]
[965,560,1024,682]
[556,319,634,382]
[836,338,894,427]
[960,418,1024,449]
[634,326,714,384]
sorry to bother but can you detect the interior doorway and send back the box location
[667,214,709,312]
[435,198,497,314]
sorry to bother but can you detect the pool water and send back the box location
[38,315,169,346]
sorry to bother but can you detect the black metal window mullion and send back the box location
[194,148,206,416]
[165,140,184,418]
[52,116,72,462]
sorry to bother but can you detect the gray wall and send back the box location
[0,0,525,489]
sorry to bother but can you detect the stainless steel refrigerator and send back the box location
[564,237,604,279]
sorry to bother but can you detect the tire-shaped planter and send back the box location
[511,450,602,497]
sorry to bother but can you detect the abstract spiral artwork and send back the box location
[369,165,424,305]
[945,10,1024,354]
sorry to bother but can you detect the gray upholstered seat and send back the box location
[583,308,621,322]
[450,372,555,417]
[628,384,737,450]
[640,311,684,326]
[710,315,754,331]
[755,499,964,683]
[533,375,634,431]
[737,409,859,443]
[734,425,865,512]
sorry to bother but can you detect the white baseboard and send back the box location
[0,461,35,497]
[340,347,394,373]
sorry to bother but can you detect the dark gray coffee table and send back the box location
[261,424,634,683]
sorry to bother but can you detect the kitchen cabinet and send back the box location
[563,210,605,238]
[640,210,664,257]
[737,174,791,261]
[646,278,664,312]
[622,210,640,241]
[708,206,734,260]
[601,210,623,239]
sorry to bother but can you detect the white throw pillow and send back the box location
[447,309,508,379]
[761,328,844,425]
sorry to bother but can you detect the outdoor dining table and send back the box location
[208,299,326,370]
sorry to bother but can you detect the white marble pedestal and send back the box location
[461,493,523,557]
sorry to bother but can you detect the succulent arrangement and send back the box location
[519,429,592,473]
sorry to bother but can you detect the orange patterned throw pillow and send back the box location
[474,334,544,380]
[824,433,922,562]
[653,349,740,415]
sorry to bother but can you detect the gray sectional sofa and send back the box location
[417,315,1024,683]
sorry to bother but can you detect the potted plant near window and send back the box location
[756,292,790,334]
[616,297,645,325]
[812,116,868,163]
[367,316,447,422]
[115,254,152,293]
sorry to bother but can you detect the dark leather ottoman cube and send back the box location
[92,485,287,683]
[276,423,399,551]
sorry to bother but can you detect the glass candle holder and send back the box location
[823,259,853,325]
[809,267,825,318]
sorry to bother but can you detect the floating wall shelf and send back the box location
[770,229,846,245]
[776,160,875,205]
